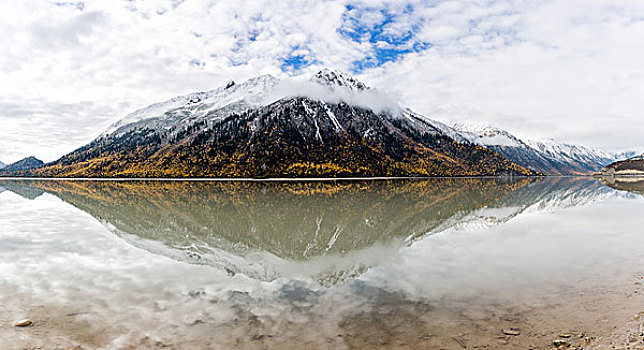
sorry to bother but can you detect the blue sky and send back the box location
[337,3,430,72]
[279,2,432,73]
[0,0,643,162]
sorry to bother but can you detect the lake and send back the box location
[1,177,644,349]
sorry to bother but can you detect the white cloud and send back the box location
[0,0,642,162]
[267,78,403,115]
[362,0,644,153]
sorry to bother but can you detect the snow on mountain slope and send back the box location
[103,69,378,139]
[525,139,615,165]
[102,74,280,137]
[406,110,470,144]
[59,67,625,177]
[100,69,466,145]
[313,68,369,92]
[453,123,615,161]
[453,123,621,174]
[37,68,537,178]
[614,151,640,161]
[0,161,5,169]
[453,123,524,147]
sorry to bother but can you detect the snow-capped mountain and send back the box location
[101,68,374,140]
[525,138,615,164]
[453,123,524,147]
[18,68,630,177]
[0,161,5,169]
[614,151,641,161]
[102,74,280,137]
[33,69,534,178]
[312,68,369,91]
[453,123,623,175]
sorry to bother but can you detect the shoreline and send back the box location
[0,175,584,182]
[4,279,644,350]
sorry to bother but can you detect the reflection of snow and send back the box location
[325,226,342,252]
[427,180,629,234]
[362,189,644,307]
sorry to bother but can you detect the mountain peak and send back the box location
[453,122,524,147]
[236,74,278,89]
[0,156,44,173]
[453,122,501,134]
[312,68,369,91]
[102,74,280,136]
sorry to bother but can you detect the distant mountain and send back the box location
[0,156,44,173]
[453,123,623,175]
[0,161,5,169]
[600,154,644,177]
[614,151,640,161]
[30,69,535,178]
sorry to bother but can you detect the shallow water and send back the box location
[1,177,644,349]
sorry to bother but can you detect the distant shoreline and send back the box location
[599,174,644,178]
[0,175,584,182]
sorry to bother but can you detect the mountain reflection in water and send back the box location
[3,177,644,349]
[0,177,617,285]
[601,177,644,196]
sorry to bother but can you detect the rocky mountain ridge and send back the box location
[453,123,629,175]
[28,69,535,178]
[0,156,44,173]
[601,154,644,177]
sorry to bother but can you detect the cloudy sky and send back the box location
[1,0,643,163]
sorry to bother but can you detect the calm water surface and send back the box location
[1,177,644,349]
